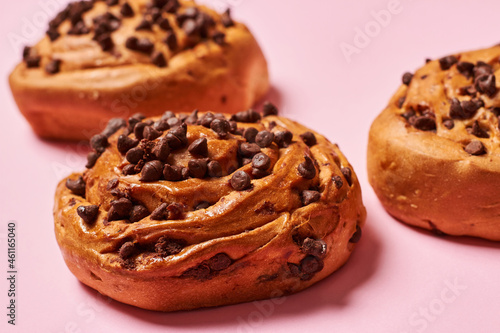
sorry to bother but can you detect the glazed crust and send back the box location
[368,45,500,241]
[54,112,366,311]
[9,0,268,141]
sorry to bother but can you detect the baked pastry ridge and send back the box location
[368,45,500,240]
[54,104,366,311]
[10,0,269,140]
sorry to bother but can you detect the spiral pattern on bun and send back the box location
[55,103,365,311]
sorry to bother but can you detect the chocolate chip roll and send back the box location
[9,0,268,140]
[368,45,500,241]
[54,104,366,311]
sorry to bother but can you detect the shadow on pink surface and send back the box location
[394,218,500,250]
[76,216,381,329]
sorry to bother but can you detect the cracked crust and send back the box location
[9,0,268,140]
[367,45,500,241]
[54,113,366,311]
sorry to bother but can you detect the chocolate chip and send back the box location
[66,176,86,196]
[231,109,261,123]
[341,167,352,186]
[129,205,149,222]
[155,237,183,256]
[297,156,316,179]
[300,255,323,274]
[108,198,133,221]
[68,21,89,35]
[198,112,215,128]
[239,142,261,157]
[274,130,293,148]
[252,131,273,148]
[332,175,343,189]
[125,36,154,54]
[164,31,178,51]
[22,46,32,60]
[243,127,258,143]
[457,61,474,78]
[221,8,234,27]
[300,131,317,147]
[141,160,164,182]
[210,119,230,138]
[152,137,170,162]
[443,119,454,130]
[252,153,270,170]
[86,151,100,169]
[90,134,109,153]
[459,85,477,96]
[120,2,134,17]
[439,55,458,70]
[475,74,497,97]
[464,140,486,155]
[188,159,208,178]
[150,203,168,220]
[473,61,493,79]
[46,28,60,41]
[117,135,138,154]
[166,123,188,150]
[194,201,210,210]
[77,205,99,224]
[349,225,362,243]
[45,59,61,74]
[122,164,137,175]
[410,115,436,131]
[188,138,208,157]
[301,190,320,206]
[182,19,198,36]
[119,242,136,259]
[149,51,166,68]
[208,253,231,271]
[96,33,114,51]
[183,109,198,125]
[207,160,222,177]
[136,18,152,31]
[183,264,211,280]
[166,117,182,128]
[231,171,251,190]
[153,16,170,31]
[397,96,406,108]
[126,147,144,164]
[263,101,278,116]
[212,31,225,45]
[463,98,484,116]
[402,72,413,85]
[25,56,41,68]
[467,121,489,138]
[107,178,119,190]
[163,164,183,181]
[164,0,180,13]
[144,126,162,140]
[302,238,327,258]
[102,118,126,137]
[167,203,184,220]
[106,0,119,5]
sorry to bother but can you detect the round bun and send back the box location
[54,105,366,311]
[9,0,268,141]
[368,45,500,241]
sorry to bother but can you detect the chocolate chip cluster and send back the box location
[398,54,500,156]
[22,0,234,74]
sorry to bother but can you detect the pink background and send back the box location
[1,0,500,332]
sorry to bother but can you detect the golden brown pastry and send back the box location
[9,0,268,141]
[368,45,500,241]
[54,103,366,311]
